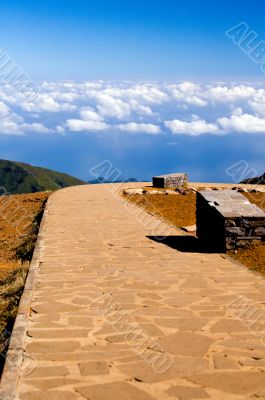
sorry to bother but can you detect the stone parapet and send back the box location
[196,190,265,251]
[153,173,188,189]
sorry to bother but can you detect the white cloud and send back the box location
[185,96,208,107]
[0,108,51,135]
[0,101,10,115]
[0,80,264,135]
[66,119,109,132]
[117,122,161,134]
[94,93,131,119]
[56,125,65,133]
[128,100,154,116]
[80,107,104,121]
[247,90,265,117]
[249,100,265,117]
[217,113,265,134]
[178,82,200,92]
[125,84,169,104]
[23,123,51,134]
[165,117,219,136]
[21,94,76,113]
[0,120,23,135]
[66,106,109,132]
[168,82,207,107]
[207,85,256,103]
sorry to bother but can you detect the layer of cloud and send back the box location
[0,81,264,135]
[217,109,265,134]
[165,117,219,136]
[117,122,161,134]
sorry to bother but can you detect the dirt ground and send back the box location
[0,191,50,375]
[231,192,265,273]
[126,192,196,228]
[124,189,265,274]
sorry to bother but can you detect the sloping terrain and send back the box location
[0,159,85,194]
[241,173,265,184]
[0,192,50,375]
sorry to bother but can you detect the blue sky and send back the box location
[0,0,264,182]
[1,0,264,81]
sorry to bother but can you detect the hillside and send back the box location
[0,191,50,375]
[0,159,85,194]
[241,173,265,185]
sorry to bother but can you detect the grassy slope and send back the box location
[0,159,85,194]
[0,192,50,376]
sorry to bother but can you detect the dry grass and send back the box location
[0,265,28,359]
[125,192,196,228]
[231,192,265,274]
[124,189,265,275]
[0,192,50,375]
[244,192,265,210]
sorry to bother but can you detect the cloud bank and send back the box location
[0,81,264,135]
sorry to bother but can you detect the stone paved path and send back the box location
[12,184,265,399]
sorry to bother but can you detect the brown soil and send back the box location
[125,192,196,228]
[124,189,265,275]
[230,192,265,274]
[244,192,265,210]
[0,191,50,374]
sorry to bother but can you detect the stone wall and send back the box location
[153,173,188,189]
[196,190,265,252]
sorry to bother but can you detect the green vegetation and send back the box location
[0,159,85,194]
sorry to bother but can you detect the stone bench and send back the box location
[196,190,265,251]
[152,173,188,189]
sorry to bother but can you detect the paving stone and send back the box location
[25,378,81,390]
[117,357,208,383]
[27,341,80,353]
[164,294,199,307]
[189,371,265,394]
[35,350,132,362]
[8,183,265,400]
[25,366,69,378]
[76,382,155,400]
[159,332,214,357]
[33,322,67,329]
[20,391,81,400]
[213,354,239,369]
[155,318,208,331]
[28,329,90,338]
[78,360,109,376]
[166,385,210,399]
[141,323,163,336]
[180,279,209,289]
[211,318,249,333]
[106,334,135,343]
[32,302,81,314]
[241,357,265,367]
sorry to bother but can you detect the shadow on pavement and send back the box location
[147,235,223,254]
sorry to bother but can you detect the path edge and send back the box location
[0,197,51,400]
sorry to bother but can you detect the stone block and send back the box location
[255,227,265,236]
[152,173,188,189]
[196,190,265,251]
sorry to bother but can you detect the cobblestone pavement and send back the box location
[13,184,265,399]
